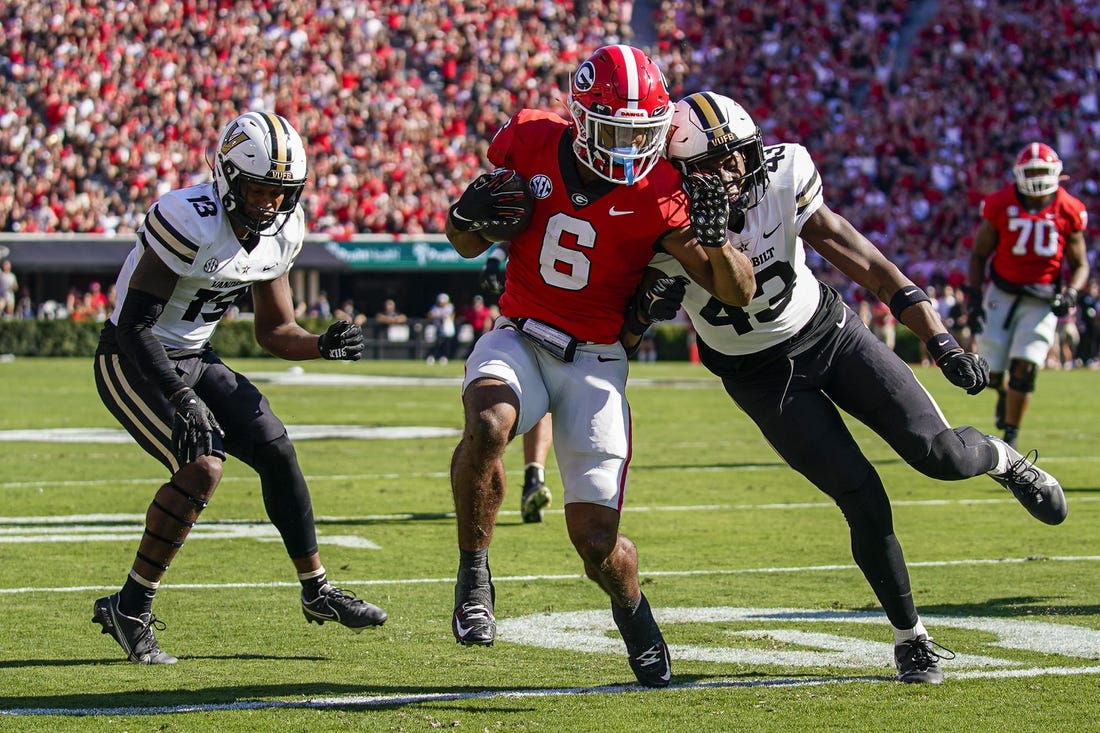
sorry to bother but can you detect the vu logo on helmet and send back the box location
[213,112,308,236]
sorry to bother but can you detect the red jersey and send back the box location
[488,109,689,343]
[980,184,1087,287]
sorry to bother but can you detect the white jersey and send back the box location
[650,143,824,355]
[109,182,305,349]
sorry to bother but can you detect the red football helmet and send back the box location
[1013,142,1062,197]
[568,45,673,185]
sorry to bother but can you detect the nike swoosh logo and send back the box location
[453,619,476,638]
[597,355,621,362]
[903,288,920,297]
[609,206,634,216]
[934,338,950,348]
[836,310,847,328]
[763,223,781,238]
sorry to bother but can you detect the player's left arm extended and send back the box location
[660,225,755,307]
[803,202,988,393]
[801,203,949,341]
[252,275,358,361]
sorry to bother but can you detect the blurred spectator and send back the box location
[87,281,108,311]
[307,291,333,319]
[374,298,409,341]
[334,299,367,326]
[426,292,456,365]
[857,289,897,351]
[462,294,493,343]
[1,0,1098,329]
[0,260,17,318]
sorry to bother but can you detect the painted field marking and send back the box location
[1,553,1098,594]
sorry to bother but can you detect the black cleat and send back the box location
[613,593,672,687]
[452,580,496,646]
[895,635,955,683]
[520,479,552,524]
[302,584,387,632]
[92,593,177,665]
[988,440,1067,525]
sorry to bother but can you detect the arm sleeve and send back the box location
[115,288,188,397]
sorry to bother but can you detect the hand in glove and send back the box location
[449,169,530,233]
[170,387,223,465]
[963,286,985,335]
[626,275,690,336]
[928,333,990,395]
[685,172,731,248]
[318,320,364,361]
[640,275,690,323]
[1051,287,1078,317]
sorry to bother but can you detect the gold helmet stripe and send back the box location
[683,92,727,132]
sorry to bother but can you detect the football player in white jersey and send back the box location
[627,91,1069,683]
[91,111,386,665]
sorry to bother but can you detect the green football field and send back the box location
[0,356,1097,732]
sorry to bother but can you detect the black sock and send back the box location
[524,464,545,487]
[300,570,329,601]
[1004,425,1020,447]
[456,549,492,606]
[118,575,156,617]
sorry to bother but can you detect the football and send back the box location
[481,175,535,242]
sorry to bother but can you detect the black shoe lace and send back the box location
[136,615,166,649]
[1006,449,1043,500]
[904,638,956,671]
[321,586,358,606]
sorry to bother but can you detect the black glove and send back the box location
[449,168,529,233]
[170,387,223,465]
[479,257,505,295]
[685,172,730,248]
[964,286,985,335]
[1051,287,1078,317]
[640,275,690,323]
[318,320,364,361]
[938,350,990,395]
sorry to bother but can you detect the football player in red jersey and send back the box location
[444,45,755,687]
[967,142,1090,448]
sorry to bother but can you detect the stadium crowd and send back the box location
[1,1,1098,340]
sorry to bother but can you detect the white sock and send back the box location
[893,620,929,645]
[987,437,1012,475]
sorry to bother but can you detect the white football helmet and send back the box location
[667,91,768,213]
[1013,142,1062,198]
[568,45,674,185]
[212,111,307,235]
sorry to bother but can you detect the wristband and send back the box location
[925,333,963,365]
[888,286,931,322]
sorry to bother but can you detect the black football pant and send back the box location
[720,306,997,630]
[94,342,319,558]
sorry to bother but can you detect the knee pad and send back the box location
[1007,361,1037,393]
[911,426,992,481]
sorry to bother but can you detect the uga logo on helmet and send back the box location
[574,62,596,91]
